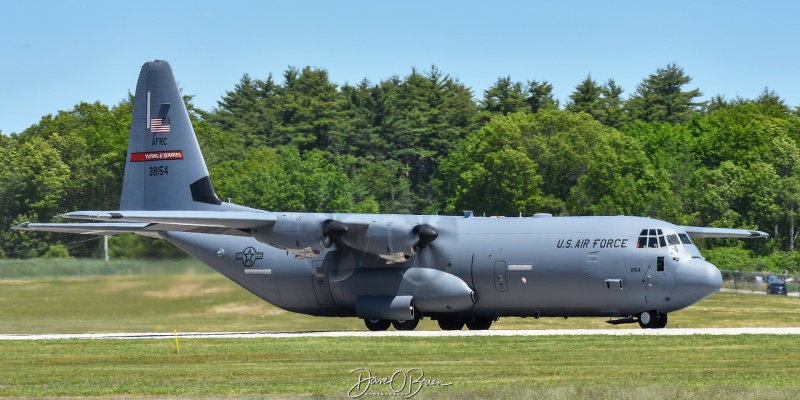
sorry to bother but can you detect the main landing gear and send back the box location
[362,317,495,331]
[364,319,392,331]
[392,319,420,331]
[363,318,419,331]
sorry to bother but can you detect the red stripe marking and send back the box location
[130,150,184,162]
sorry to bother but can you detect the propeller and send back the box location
[321,219,348,248]
[409,218,453,270]
[413,224,438,250]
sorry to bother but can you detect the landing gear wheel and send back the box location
[654,313,668,328]
[392,318,420,331]
[638,311,653,328]
[437,319,465,331]
[638,310,666,329]
[465,317,493,330]
[364,319,391,331]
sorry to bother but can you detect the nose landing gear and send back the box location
[638,310,668,329]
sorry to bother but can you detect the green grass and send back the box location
[0,335,799,398]
[0,258,210,280]
[1,273,800,398]
[0,273,799,334]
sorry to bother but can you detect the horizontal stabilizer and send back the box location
[680,226,769,239]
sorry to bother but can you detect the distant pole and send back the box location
[104,235,109,262]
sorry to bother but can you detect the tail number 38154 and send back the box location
[149,166,168,176]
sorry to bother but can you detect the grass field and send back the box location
[1,272,799,333]
[1,271,799,398]
[1,335,799,398]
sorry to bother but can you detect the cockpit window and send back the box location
[678,233,693,245]
[637,228,679,249]
[666,234,680,246]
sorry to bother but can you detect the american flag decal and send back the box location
[150,117,170,133]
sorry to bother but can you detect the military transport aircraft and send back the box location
[14,60,768,330]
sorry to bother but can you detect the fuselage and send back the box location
[164,214,722,321]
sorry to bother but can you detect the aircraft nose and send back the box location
[673,259,722,306]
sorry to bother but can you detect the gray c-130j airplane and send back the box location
[15,60,768,330]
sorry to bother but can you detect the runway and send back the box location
[2,327,799,340]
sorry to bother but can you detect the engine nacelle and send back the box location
[252,215,347,259]
[251,215,437,263]
[340,219,438,264]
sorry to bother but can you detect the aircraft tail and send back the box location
[120,60,222,211]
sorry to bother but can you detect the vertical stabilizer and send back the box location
[120,60,222,211]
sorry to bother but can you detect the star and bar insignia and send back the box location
[235,246,263,267]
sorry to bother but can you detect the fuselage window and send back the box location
[678,233,693,245]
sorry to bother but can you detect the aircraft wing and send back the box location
[14,222,152,235]
[61,210,276,230]
[13,210,276,238]
[680,226,769,239]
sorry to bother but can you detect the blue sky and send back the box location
[2,0,799,134]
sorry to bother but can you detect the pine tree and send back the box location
[480,76,528,115]
[567,75,602,116]
[525,80,559,113]
[626,63,702,124]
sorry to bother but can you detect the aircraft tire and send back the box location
[392,319,420,331]
[437,319,465,331]
[654,313,668,328]
[364,319,392,331]
[638,310,666,329]
[465,317,493,330]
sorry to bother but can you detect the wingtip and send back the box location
[13,222,30,229]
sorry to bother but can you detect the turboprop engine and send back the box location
[250,214,438,263]
[251,215,348,259]
[338,218,438,263]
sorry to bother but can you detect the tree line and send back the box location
[2,63,800,272]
